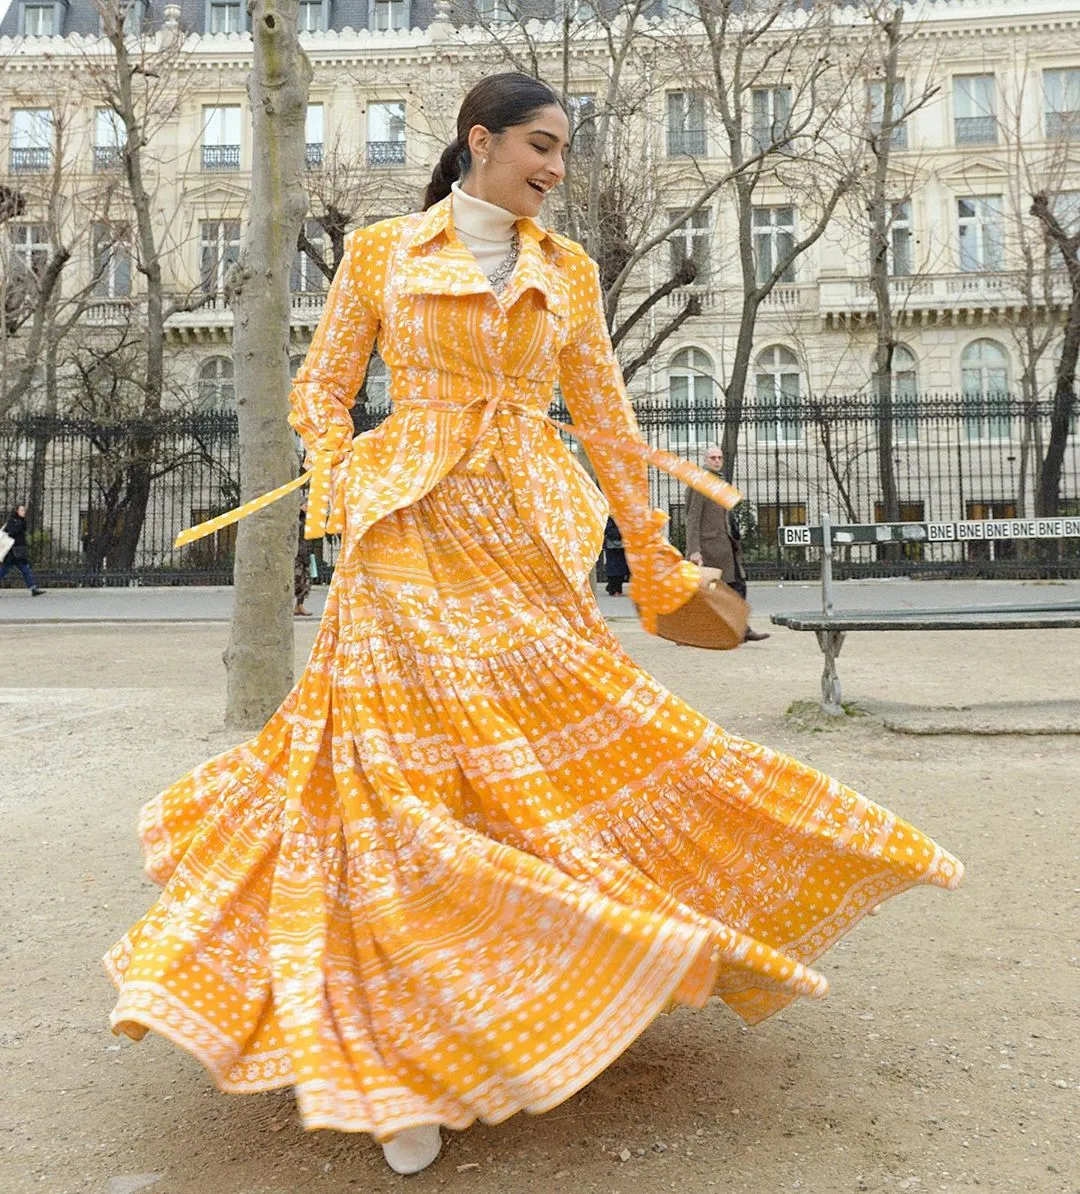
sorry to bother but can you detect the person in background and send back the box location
[1,505,45,596]
[685,445,768,642]
[602,516,630,596]
[294,502,313,616]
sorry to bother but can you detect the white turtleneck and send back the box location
[450,181,519,278]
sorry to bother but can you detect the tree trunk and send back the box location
[224,0,312,730]
[1036,285,1080,520]
[869,7,904,539]
[102,22,170,569]
[1030,193,1080,528]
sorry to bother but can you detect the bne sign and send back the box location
[926,518,1080,542]
[777,518,1080,547]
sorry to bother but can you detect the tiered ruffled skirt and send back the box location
[105,459,962,1138]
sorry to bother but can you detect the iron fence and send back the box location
[1,394,1077,587]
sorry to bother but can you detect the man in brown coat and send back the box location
[684,444,770,642]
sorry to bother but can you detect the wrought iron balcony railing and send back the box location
[1046,110,1080,140]
[93,145,124,172]
[366,140,407,168]
[9,146,52,173]
[954,115,998,145]
[305,142,323,168]
[201,144,241,171]
[666,128,707,157]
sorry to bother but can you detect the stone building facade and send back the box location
[1,0,1078,561]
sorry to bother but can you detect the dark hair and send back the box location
[423,72,564,210]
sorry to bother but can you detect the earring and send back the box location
[480,157,487,167]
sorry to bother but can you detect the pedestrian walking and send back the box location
[0,505,45,596]
[602,516,630,595]
[685,445,768,641]
[106,72,963,1178]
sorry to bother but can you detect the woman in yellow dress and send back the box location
[105,73,962,1176]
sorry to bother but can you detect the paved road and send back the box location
[1,576,1078,623]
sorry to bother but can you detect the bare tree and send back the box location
[692,0,866,480]
[992,49,1079,529]
[859,1,939,530]
[471,2,735,375]
[0,97,78,415]
[1030,191,1080,523]
[78,0,212,569]
[223,0,312,729]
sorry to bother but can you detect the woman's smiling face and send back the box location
[461,103,570,218]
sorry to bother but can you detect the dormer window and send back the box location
[205,0,245,33]
[99,0,148,36]
[298,0,328,31]
[19,2,62,35]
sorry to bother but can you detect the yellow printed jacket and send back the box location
[287,194,739,631]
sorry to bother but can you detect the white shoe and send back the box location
[381,1124,442,1175]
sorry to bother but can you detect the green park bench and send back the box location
[769,515,1080,715]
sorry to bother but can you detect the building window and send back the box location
[890,344,918,442]
[954,74,997,145]
[568,94,597,157]
[961,339,1011,442]
[291,220,326,293]
[751,86,792,154]
[868,79,908,149]
[958,196,1003,272]
[1045,68,1080,140]
[93,107,126,172]
[566,0,596,19]
[201,105,242,171]
[19,2,59,35]
[367,101,406,167]
[92,224,132,298]
[667,208,712,285]
[667,347,715,448]
[197,357,235,411]
[297,0,327,31]
[9,224,49,277]
[99,0,146,35]
[372,0,409,29]
[754,345,802,444]
[9,108,53,173]
[887,200,913,277]
[206,0,246,32]
[305,104,324,167]
[476,0,513,22]
[757,502,809,554]
[666,91,707,157]
[752,206,796,285]
[199,219,241,294]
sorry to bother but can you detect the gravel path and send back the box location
[1,618,1077,1194]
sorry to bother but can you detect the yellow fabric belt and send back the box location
[173,397,742,549]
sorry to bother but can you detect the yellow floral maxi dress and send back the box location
[105,196,963,1139]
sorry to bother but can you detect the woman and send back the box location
[1,504,45,596]
[602,516,630,596]
[106,74,962,1176]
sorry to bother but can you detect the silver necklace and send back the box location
[488,230,520,296]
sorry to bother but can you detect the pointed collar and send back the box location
[401,194,567,318]
[407,193,549,256]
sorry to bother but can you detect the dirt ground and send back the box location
[1,618,1078,1194]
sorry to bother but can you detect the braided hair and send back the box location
[422,72,564,209]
